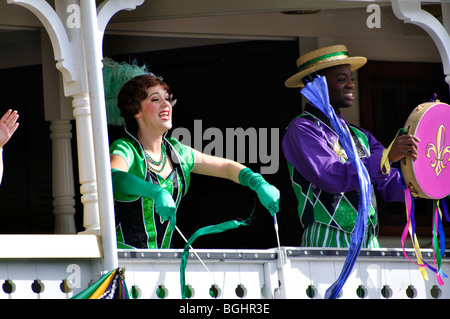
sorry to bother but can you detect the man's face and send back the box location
[322,64,355,110]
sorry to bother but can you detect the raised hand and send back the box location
[0,110,19,148]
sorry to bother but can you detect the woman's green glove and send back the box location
[111,169,176,229]
[238,168,280,216]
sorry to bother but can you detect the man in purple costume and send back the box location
[282,45,420,248]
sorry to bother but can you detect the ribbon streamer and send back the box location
[382,130,428,278]
[380,128,406,175]
[176,225,216,282]
[71,268,130,299]
[400,185,430,281]
[180,211,254,299]
[432,200,448,283]
[396,92,448,284]
[391,144,449,284]
[300,75,372,299]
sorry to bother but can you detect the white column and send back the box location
[41,28,78,234]
[80,0,118,271]
[9,0,142,272]
[72,93,100,235]
[50,120,77,234]
[80,0,144,272]
[441,2,450,90]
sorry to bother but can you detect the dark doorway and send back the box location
[0,64,54,233]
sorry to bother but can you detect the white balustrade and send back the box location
[117,248,450,299]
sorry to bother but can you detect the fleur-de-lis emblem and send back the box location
[426,124,450,176]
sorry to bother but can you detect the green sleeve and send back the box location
[111,169,177,228]
[110,138,134,169]
[110,137,148,201]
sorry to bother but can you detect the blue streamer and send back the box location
[300,76,371,299]
[436,201,448,280]
[443,196,450,221]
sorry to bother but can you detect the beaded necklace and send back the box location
[144,143,167,173]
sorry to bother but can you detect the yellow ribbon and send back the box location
[89,269,117,299]
[409,227,430,281]
[381,128,406,175]
[402,187,429,281]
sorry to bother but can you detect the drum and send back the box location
[401,102,450,199]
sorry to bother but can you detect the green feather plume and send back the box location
[102,58,149,126]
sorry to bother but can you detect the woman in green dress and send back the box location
[109,73,279,249]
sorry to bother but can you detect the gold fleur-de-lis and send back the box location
[426,124,450,176]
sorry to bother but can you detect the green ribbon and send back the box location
[71,269,115,299]
[71,268,131,299]
[297,51,348,72]
[179,208,255,299]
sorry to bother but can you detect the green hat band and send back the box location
[297,51,349,72]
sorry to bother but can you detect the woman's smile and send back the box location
[158,109,171,121]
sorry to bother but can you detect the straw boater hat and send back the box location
[284,44,367,88]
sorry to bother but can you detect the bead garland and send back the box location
[145,144,167,173]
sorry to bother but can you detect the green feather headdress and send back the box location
[102,58,152,126]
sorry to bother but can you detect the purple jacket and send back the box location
[282,106,404,203]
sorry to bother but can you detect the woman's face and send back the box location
[135,84,172,134]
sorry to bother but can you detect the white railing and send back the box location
[117,247,450,299]
[0,244,447,299]
[0,234,102,299]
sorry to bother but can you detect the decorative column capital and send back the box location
[97,0,145,36]
[391,0,450,76]
[7,0,81,94]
